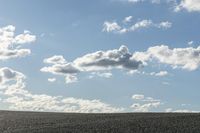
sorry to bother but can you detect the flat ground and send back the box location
[0,111,200,133]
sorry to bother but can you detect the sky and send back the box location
[0,0,200,113]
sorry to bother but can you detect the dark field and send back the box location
[0,111,200,133]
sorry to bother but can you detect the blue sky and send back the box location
[0,0,200,112]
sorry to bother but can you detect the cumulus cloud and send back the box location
[41,63,80,76]
[133,45,200,71]
[42,44,200,84]
[103,18,172,34]
[0,49,31,60]
[1,67,124,113]
[175,0,200,12]
[44,55,67,64]
[41,62,80,84]
[14,30,36,44]
[41,46,144,84]
[0,25,36,60]
[0,67,25,85]
[73,45,143,71]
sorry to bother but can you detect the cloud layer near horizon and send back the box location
[0,67,124,113]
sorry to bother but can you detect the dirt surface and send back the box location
[0,111,200,133]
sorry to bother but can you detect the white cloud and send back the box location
[157,21,172,29]
[41,62,80,84]
[132,94,144,100]
[131,102,161,112]
[1,67,124,113]
[118,0,200,13]
[90,72,113,78]
[175,0,200,12]
[103,19,172,34]
[131,94,161,112]
[0,49,31,60]
[48,78,56,82]
[130,19,153,31]
[41,46,143,84]
[65,74,78,84]
[188,41,194,46]
[73,45,143,71]
[0,67,25,85]
[102,21,121,33]
[150,71,169,77]
[41,63,80,76]
[0,25,36,60]
[165,108,199,112]
[133,45,200,71]
[44,55,67,64]
[126,0,160,4]
[14,30,36,44]
[42,44,200,84]
[123,16,133,23]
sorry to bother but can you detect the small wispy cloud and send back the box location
[48,78,56,82]
[103,17,172,34]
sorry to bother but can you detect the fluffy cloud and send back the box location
[42,44,200,84]
[0,67,25,85]
[133,45,200,71]
[41,63,80,75]
[1,67,124,113]
[44,55,67,64]
[175,0,200,12]
[41,60,80,84]
[131,94,161,112]
[14,30,36,44]
[41,45,143,83]
[0,49,31,60]
[103,18,172,34]
[0,25,36,60]
[73,45,143,71]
